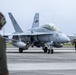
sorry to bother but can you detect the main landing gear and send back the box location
[43,47,54,54]
[19,48,23,53]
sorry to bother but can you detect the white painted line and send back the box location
[8,63,76,71]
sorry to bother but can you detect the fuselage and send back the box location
[29,26,70,43]
[11,24,70,49]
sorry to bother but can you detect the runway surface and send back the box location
[6,46,76,75]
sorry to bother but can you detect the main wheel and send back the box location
[42,47,47,53]
[50,49,54,54]
[19,48,23,53]
[47,49,50,54]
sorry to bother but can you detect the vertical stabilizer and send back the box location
[8,12,23,33]
[32,13,39,28]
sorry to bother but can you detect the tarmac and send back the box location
[6,46,76,75]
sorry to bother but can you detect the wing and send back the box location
[3,31,53,43]
[7,31,53,36]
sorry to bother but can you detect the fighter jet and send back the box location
[7,12,70,54]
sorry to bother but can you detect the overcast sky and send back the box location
[0,0,76,35]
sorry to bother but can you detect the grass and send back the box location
[63,43,73,46]
[6,43,13,46]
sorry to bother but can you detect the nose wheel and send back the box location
[47,49,54,54]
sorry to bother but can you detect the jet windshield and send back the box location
[42,24,59,31]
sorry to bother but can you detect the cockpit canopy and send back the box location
[42,23,59,31]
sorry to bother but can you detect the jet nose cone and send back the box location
[65,37,70,42]
[60,34,70,43]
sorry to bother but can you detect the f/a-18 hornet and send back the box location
[6,12,70,54]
